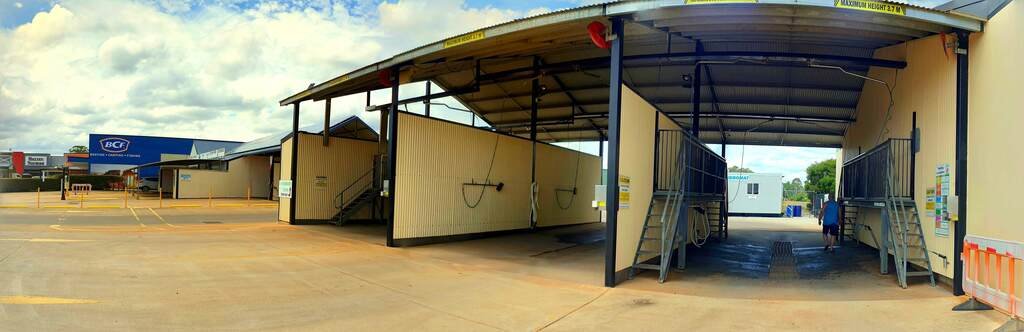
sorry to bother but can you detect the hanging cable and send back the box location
[555,145,581,210]
[808,63,899,146]
[462,134,502,208]
[691,203,712,247]
[728,119,773,203]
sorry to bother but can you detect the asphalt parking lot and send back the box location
[0,196,1006,331]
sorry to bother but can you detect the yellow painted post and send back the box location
[247,185,251,206]
[123,186,128,209]
[208,186,213,208]
[159,185,163,209]
[79,192,83,209]
[36,187,40,208]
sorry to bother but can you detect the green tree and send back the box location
[783,178,808,201]
[728,165,754,173]
[805,159,837,195]
[69,145,88,153]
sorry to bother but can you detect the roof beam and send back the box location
[460,82,862,104]
[483,99,857,115]
[667,112,852,124]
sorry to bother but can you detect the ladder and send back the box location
[707,201,727,240]
[841,204,859,245]
[629,190,685,283]
[884,166,936,288]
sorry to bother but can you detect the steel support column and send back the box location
[424,81,431,117]
[604,18,624,288]
[530,58,540,229]
[880,207,891,275]
[323,98,331,146]
[386,68,400,247]
[953,30,970,296]
[288,102,299,224]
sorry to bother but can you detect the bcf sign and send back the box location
[99,137,130,153]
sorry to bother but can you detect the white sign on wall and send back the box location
[25,156,47,167]
[278,180,293,198]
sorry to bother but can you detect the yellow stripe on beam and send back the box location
[0,296,99,304]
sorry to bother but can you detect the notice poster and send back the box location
[278,180,293,199]
[935,164,951,237]
[925,187,935,217]
[618,175,631,209]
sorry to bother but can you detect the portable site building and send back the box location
[272,0,1019,298]
[727,172,783,216]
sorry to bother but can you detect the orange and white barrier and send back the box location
[70,184,92,196]
[962,235,1023,319]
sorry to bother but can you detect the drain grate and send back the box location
[768,241,798,279]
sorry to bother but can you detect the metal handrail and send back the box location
[840,138,913,201]
[655,129,727,196]
[335,168,375,210]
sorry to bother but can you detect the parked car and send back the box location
[138,177,159,192]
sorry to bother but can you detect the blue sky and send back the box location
[0,0,836,181]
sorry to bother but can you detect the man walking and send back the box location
[818,195,840,253]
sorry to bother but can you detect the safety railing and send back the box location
[840,138,913,202]
[335,167,375,210]
[962,235,1023,320]
[654,130,727,198]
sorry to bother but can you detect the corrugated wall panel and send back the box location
[177,156,271,199]
[842,34,957,278]
[394,113,532,239]
[294,133,378,221]
[615,85,660,272]
[968,2,1024,243]
[616,86,703,273]
[278,138,292,222]
[535,143,601,227]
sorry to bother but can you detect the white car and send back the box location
[138,177,159,192]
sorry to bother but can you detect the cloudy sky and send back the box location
[0,0,835,180]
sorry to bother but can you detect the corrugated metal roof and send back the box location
[223,116,378,160]
[278,0,984,147]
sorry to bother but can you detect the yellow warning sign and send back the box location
[686,0,757,4]
[834,0,906,16]
[618,175,631,209]
[444,31,486,48]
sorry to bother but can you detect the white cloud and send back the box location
[708,144,838,181]
[14,2,23,9]
[0,0,533,153]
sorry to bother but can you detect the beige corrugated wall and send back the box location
[278,138,293,222]
[967,2,1024,242]
[293,133,378,222]
[615,86,660,272]
[393,113,599,240]
[614,86,704,273]
[842,34,958,278]
[535,143,601,227]
[394,113,532,239]
[176,156,271,199]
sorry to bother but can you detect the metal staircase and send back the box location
[884,165,936,288]
[841,204,859,245]
[332,167,379,226]
[629,190,686,283]
[707,201,727,240]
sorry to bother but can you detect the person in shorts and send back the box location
[818,195,840,253]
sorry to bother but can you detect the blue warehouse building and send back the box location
[88,134,243,178]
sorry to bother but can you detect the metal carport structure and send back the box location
[277,0,985,288]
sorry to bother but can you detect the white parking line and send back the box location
[147,208,178,228]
